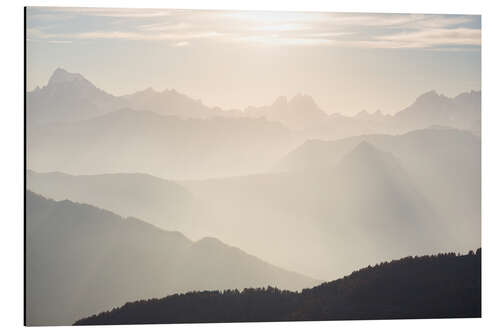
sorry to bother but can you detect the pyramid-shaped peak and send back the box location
[338,140,401,174]
[48,68,88,86]
[343,141,396,165]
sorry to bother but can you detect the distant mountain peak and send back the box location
[340,140,398,169]
[413,90,447,105]
[48,68,88,86]
[194,236,227,248]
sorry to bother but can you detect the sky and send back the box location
[26,7,481,115]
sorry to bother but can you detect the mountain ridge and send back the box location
[28,68,480,136]
[26,190,318,326]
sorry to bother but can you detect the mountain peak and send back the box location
[414,90,447,105]
[340,141,397,169]
[48,68,88,86]
[194,236,226,248]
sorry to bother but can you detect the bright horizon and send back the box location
[26,7,481,115]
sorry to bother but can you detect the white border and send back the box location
[2,1,499,332]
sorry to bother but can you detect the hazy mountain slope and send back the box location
[275,127,481,251]
[393,90,481,135]
[290,90,480,141]
[26,170,204,236]
[26,68,127,126]
[75,250,481,325]
[122,87,242,119]
[26,191,318,326]
[27,108,298,179]
[183,142,440,280]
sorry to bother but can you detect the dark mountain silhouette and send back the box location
[74,250,481,325]
[25,191,318,326]
[27,108,298,179]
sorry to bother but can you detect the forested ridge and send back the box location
[75,249,481,325]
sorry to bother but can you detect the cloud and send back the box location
[374,28,481,48]
[174,41,190,47]
[26,8,480,49]
[33,7,174,18]
[47,40,73,44]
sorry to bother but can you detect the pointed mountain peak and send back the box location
[414,90,447,105]
[48,68,88,86]
[340,140,398,168]
[288,93,327,118]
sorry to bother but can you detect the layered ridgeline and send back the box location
[274,126,481,245]
[26,191,318,326]
[27,109,297,179]
[75,250,481,325]
[26,171,206,238]
[27,127,481,280]
[180,127,479,279]
[27,69,480,179]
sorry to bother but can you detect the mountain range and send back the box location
[27,127,480,280]
[25,68,481,326]
[28,68,480,135]
[26,191,318,326]
[27,108,297,179]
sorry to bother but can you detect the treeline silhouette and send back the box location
[75,249,481,325]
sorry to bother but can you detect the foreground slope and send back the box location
[75,250,481,325]
[26,191,317,326]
